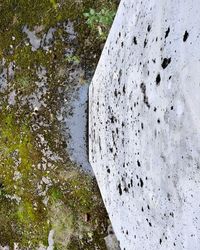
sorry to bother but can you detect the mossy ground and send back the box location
[0,0,118,249]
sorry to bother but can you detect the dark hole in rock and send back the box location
[118,183,122,195]
[140,82,150,108]
[130,179,133,187]
[147,24,151,32]
[139,178,144,188]
[110,116,116,123]
[123,85,126,94]
[156,73,161,85]
[183,30,189,42]
[144,38,148,48]
[137,160,141,167]
[118,69,122,84]
[114,89,118,97]
[161,57,171,69]
[165,27,170,38]
[133,36,137,45]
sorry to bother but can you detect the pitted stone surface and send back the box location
[89,0,200,249]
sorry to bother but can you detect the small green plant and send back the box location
[15,75,31,89]
[83,8,116,40]
[49,187,63,202]
[65,55,80,64]
[50,0,57,10]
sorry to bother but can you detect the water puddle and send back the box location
[63,83,93,174]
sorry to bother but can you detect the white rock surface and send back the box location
[89,0,200,249]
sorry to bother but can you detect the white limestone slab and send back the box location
[89,0,200,249]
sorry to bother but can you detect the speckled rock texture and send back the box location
[0,1,119,248]
[89,0,200,249]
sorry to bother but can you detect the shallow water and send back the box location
[63,83,93,174]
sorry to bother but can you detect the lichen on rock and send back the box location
[0,0,118,248]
